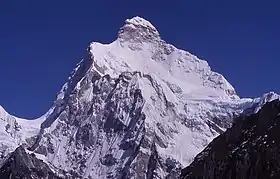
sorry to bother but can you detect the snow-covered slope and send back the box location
[0,105,45,161]
[0,16,279,178]
[91,16,238,101]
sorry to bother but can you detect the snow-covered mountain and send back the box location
[0,16,279,178]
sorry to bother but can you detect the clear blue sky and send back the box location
[0,1,279,119]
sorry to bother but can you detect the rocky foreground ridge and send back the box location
[181,99,280,179]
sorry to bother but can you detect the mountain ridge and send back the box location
[0,16,279,178]
[180,99,280,179]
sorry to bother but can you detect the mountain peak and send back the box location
[118,16,160,43]
[125,16,158,32]
[89,17,239,100]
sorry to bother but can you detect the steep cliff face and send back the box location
[0,146,60,179]
[0,16,279,179]
[181,99,280,179]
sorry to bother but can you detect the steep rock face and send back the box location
[32,70,149,178]
[0,146,60,179]
[0,16,279,179]
[181,99,280,179]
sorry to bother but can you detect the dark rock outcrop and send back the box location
[181,99,280,179]
[0,146,60,179]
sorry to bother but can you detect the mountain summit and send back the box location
[92,16,238,100]
[118,16,160,43]
[0,17,279,179]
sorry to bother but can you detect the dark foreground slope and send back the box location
[181,99,280,179]
[0,146,60,179]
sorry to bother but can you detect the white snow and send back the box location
[26,148,48,163]
[0,16,279,178]
[0,105,47,161]
[124,16,159,33]
[89,38,237,101]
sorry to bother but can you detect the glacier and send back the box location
[0,16,279,178]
